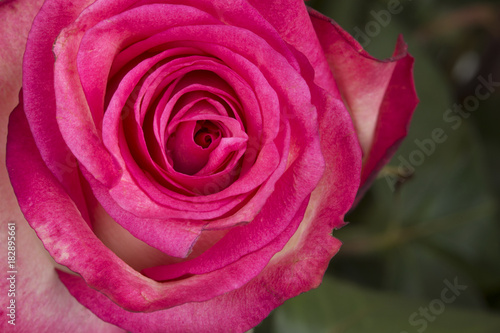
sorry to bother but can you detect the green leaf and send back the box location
[262,277,500,333]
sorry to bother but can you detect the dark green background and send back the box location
[256,0,500,332]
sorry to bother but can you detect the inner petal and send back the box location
[167,120,222,175]
[194,120,222,148]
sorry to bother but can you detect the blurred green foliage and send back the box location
[256,0,500,332]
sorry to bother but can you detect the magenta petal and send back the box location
[167,120,218,175]
[97,52,259,222]
[57,188,348,333]
[8,104,237,312]
[249,0,337,92]
[94,25,305,229]
[126,21,327,279]
[21,0,93,180]
[57,199,313,333]
[309,10,418,191]
[0,2,119,328]
[7,106,184,312]
[19,0,96,225]
[0,216,123,333]
[0,194,123,332]
[9,100,290,312]
[76,3,220,126]
[84,166,205,258]
[141,124,320,281]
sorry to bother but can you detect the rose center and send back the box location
[167,119,224,175]
[194,121,221,149]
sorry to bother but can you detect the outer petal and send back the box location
[248,0,338,94]
[0,1,120,332]
[20,0,97,226]
[0,195,124,333]
[7,105,152,312]
[57,201,343,333]
[309,9,418,192]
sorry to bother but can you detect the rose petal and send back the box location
[127,20,327,279]
[309,9,418,192]
[0,1,119,326]
[91,24,300,233]
[0,210,123,333]
[7,106,202,311]
[249,0,337,93]
[76,3,221,128]
[83,165,206,258]
[57,198,315,333]
[57,133,358,331]
[20,0,96,226]
[8,103,321,313]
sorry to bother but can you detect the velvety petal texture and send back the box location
[309,8,418,192]
[3,0,417,331]
[0,1,121,331]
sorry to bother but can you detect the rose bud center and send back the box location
[167,119,223,175]
[194,120,221,149]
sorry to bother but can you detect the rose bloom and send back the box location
[0,0,417,332]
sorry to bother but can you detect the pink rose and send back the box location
[0,0,417,332]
